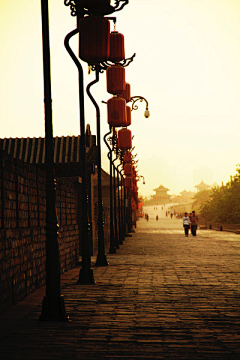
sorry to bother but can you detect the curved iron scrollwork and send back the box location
[64,0,129,17]
[91,53,136,73]
[113,0,129,13]
[64,0,77,16]
[130,96,149,111]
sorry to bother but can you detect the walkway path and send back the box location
[0,206,240,359]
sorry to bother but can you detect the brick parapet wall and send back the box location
[0,152,80,314]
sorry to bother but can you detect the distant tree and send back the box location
[200,165,240,223]
[191,189,212,213]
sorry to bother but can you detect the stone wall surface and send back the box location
[0,152,80,314]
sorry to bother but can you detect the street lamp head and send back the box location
[144,109,150,118]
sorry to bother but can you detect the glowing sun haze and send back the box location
[0,0,240,198]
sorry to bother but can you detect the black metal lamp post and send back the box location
[86,66,108,267]
[64,0,133,268]
[104,127,116,253]
[112,152,119,248]
[39,0,68,321]
[120,167,125,242]
[64,28,94,283]
[117,162,123,245]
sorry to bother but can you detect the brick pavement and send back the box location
[0,212,240,360]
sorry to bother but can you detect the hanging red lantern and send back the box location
[124,177,132,188]
[132,171,136,186]
[124,151,132,163]
[109,31,125,62]
[107,97,127,127]
[118,128,132,150]
[79,15,110,64]
[119,82,131,103]
[106,64,125,95]
[131,198,136,210]
[126,105,131,126]
[124,164,132,176]
[81,0,111,10]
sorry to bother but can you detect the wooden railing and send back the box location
[198,220,240,234]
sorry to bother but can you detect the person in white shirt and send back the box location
[182,212,191,237]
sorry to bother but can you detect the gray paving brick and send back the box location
[0,215,240,359]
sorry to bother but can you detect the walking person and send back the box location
[190,210,198,236]
[182,212,190,237]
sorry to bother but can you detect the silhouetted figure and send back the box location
[182,212,190,237]
[190,211,198,236]
[156,215,158,221]
[171,212,173,219]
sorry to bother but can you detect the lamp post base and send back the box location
[109,246,116,254]
[95,254,108,267]
[39,295,69,321]
[77,267,95,284]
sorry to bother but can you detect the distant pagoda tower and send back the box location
[153,185,170,204]
[194,180,210,192]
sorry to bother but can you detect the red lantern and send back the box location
[109,31,125,62]
[134,186,138,193]
[119,82,131,103]
[126,105,131,126]
[106,64,125,95]
[107,97,127,127]
[118,128,132,150]
[131,198,136,210]
[124,151,132,163]
[79,16,110,64]
[81,0,110,10]
[124,177,132,188]
[124,164,132,176]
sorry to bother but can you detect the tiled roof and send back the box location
[194,180,210,188]
[0,135,96,165]
[153,185,170,192]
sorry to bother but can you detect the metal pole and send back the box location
[117,163,123,245]
[120,169,125,241]
[64,29,94,284]
[104,128,116,253]
[113,155,119,249]
[86,66,108,266]
[39,0,68,321]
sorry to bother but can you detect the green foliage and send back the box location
[192,189,212,213]
[200,165,240,223]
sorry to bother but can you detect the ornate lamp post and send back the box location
[117,161,123,245]
[86,66,108,267]
[104,127,116,253]
[39,0,68,321]
[64,29,94,284]
[64,0,134,268]
[63,0,132,276]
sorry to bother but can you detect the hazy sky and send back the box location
[1,0,240,197]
